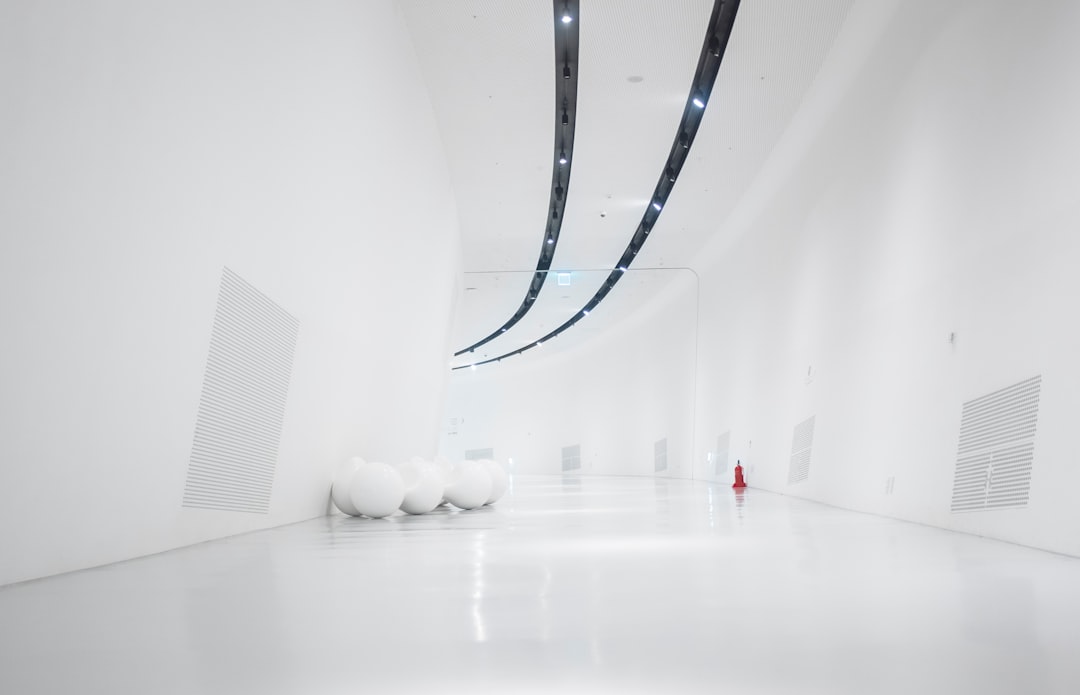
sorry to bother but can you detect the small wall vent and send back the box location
[951,375,1041,513]
[787,416,815,485]
[714,431,731,477]
[562,444,581,471]
[182,268,299,514]
[465,448,494,461]
[654,438,668,472]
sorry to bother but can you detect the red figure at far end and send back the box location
[732,460,747,488]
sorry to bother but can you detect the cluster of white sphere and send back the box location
[331,456,509,518]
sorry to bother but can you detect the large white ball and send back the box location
[481,459,509,505]
[434,456,455,505]
[331,457,364,516]
[397,460,445,515]
[443,459,493,510]
[350,461,405,518]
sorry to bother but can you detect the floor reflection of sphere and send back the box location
[444,459,492,510]
[398,459,445,515]
[350,461,405,518]
[331,457,364,516]
[481,459,509,505]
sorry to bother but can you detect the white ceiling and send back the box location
[398,0,856,368]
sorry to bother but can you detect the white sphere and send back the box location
[349,461,405,518]
[434,457,456,505]
[481,459,509,505]
[397,460,445,515]
[443,459,493,510]
[331,457,364,516]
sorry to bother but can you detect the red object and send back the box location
[732,462,747,488]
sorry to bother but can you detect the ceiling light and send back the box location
[666,166,676,182]
[561,4,572,23]
[558,273,571,286]
[652,201,662,211]
[547,236,554,245]
[562,111,569,126]
[536,341,543,347]
[583,310,589,316]
[559,151,567,165]
[692,91,706,108]
[679,132,689,149]
[563,64,571,79]
[470,364,477,371]
[618,266,627,272]
[709,35,721,57]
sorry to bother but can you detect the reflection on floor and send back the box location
[2,475,1080,694]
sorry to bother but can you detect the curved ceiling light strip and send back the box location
[453,0,581,357]
[455,0,740,371]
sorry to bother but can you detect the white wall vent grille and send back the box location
[787,416,815,485]
[951,375,1041,513]
[654,438,668,472]
[562,444,581,471]
[182,268,299,514]
[714,431,731,476]
[465,448,494,460]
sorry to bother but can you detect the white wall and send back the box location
[441,270,698,479]
[0,0,461,585]
[443,0,1080,558]
[690,0,1080,557]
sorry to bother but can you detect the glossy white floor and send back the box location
[3,475,1080,694]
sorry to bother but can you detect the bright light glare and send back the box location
[652,202,662,211]
[693,97,706,108]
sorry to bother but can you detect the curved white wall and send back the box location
[444,0,1080,557]
[696,0,1080,557]
[0,0,461,585]
[441,270,698,478]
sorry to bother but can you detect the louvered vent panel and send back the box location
[787,416,815,485]
[715,431,731,476]
[951,376,1040,513]
[182,268,299,514]
[562,444,581,471]
[654,438,668,472]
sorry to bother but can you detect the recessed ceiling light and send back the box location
[652,201,662,211]
[692,91,706,108]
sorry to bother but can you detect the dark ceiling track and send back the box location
[455,0,740,371]
[453,0,581,357]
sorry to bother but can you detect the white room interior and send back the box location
[3,0,1080,692]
